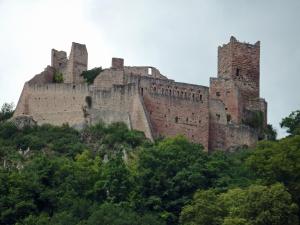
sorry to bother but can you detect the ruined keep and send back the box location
[14,37,267,151]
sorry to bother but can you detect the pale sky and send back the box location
[0,0,299,137]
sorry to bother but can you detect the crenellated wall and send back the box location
[134,75,210,149]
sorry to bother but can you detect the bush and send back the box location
[53,72,64,83]
[81,67,103,84]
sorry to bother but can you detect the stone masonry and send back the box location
[14,37,267,151]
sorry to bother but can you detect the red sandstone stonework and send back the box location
[14,37,267,151]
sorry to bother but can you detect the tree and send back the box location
[87,203,165,225]
[93,156,133,203]
[280,110,300,136]
[263,124,277,140]
[0,103,14,122]
[247,135,300,214]
[219,184,298,225]
[136,136,209,224]
[81,67,103,84]
[180,184,299,225]
[180,189,224,225]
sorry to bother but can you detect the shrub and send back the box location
[81,67,103,84]
[53,72,64,83]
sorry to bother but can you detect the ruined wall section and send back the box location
[124,66,167,79]
[52,42,88,84]
[27,66,56,85]
[130,74,210,149]
[51,50,67,71]
[14,83,89,128]
[93,69,124,90]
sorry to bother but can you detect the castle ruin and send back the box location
[14,37,267,151]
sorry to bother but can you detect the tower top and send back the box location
[218,36,261,98]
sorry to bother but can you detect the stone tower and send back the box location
[51,42,88,84]
[218,36,260,99]
[209,36,266,150]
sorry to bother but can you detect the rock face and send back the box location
[13,37,267,151]
[11,115,37,129]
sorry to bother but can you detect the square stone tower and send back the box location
[218,36,260,99]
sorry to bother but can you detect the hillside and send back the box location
[0,104,300,225]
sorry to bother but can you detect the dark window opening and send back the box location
[85,96,92,108]
[227,114,231,122]
[186,117,189,122]
[141,88,144,96]
[200,95,202,101]
[73,85,76,89]
[169,90,172,95]
[164,114,167,118]
[199,120,201,124]
[225,107,228,110]
[236,68,240,76]
[175,116,179,123]
[216,114,220,120]
[153,86,156,92]
[192,93,195,100]
[216,92,220,97]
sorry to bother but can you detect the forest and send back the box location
[0,103,300,225]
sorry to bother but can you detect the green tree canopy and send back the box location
[180,183,299,225]
[0,103,14,122]
[280,110,300,136]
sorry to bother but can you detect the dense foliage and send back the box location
[53,72,64,83]
[281,110,300,136]
[81,67,103,84]
[0,102,14,122]
[0,106,299,225]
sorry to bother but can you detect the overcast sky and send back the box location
[0,0,299,137]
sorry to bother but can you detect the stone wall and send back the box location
[124,66,167,79]
[136,75,210,150]
[14,83,89,128]
[28,66,55,85]
[209,77,241,123]
[93,69,124,89]
[88,83,154,140]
